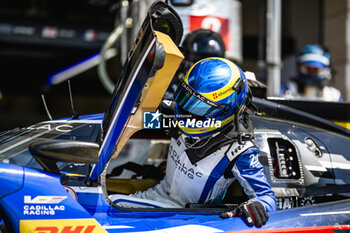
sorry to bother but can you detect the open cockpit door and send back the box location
[89,1,184,181]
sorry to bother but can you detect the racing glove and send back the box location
[220,201,269,227]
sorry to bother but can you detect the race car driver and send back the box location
[110,58,276,227]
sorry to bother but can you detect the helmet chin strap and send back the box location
[184,113,254,165]
[182,133,212,149]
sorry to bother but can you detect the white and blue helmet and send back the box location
[297,44,331,86]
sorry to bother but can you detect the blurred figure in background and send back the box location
[163,29,226,100]
[182,29,226,65]
[280,44,342,101]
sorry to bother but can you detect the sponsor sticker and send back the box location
[20,219,107,233]
[23,196,67,216]
[24,196,67,204]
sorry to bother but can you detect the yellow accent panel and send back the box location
[141,31,184,109]
[106,178,159,194]
[184,57,241,101]
[111,30,184,159]
[333,121,350,130]
[20,219,107,233]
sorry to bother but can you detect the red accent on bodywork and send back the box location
[61,226,84,233]
[35,227,58,233]
[84,226,96,233]
[226,225,350,233]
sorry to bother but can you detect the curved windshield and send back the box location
[0,121,100,174]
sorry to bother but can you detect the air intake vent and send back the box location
[268,138,300,179]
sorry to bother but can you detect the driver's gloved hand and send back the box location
[220,201,269,227]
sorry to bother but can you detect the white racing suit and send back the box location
[110,135,277,212]
[280,80,343,102]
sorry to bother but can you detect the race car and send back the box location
[1,1,350,233]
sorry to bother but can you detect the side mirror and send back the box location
[29,140,99,173]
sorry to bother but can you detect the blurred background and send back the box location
[0,0,347,131]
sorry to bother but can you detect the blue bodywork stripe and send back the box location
[47,52,100,85]
[199,156,230,203]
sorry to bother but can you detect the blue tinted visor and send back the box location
[174,81,223,117]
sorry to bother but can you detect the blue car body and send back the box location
[1,159,350,233]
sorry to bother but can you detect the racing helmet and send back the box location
[297,44,331,87]
[174,58,249,137]
[182,29,226,63]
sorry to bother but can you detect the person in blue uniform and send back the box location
[110,58,276,227]
[280,44,342,101]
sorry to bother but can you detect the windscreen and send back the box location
[0,121,100,174]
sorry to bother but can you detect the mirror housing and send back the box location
[29,140,99,173]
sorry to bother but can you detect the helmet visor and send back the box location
[174,81,223,117]
[300,64,328,77]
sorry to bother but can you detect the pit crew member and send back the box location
[280,44,342,101]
